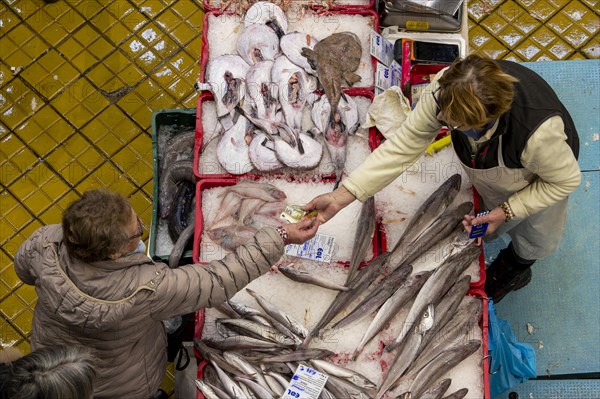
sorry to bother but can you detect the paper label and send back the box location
[376,61,402,90]
[370,30,394,67]
[281,364,328,399]
[284,233,335,263]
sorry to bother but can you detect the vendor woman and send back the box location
[303,54,580,302]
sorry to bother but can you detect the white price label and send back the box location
[281,364,328,399]
[284,233,335,263]
[370,30,394,67]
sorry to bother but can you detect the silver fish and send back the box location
[333,264,412,330]
[208,225,258,251]
[246,61,278,120]
[217,318,298,347]
[419,378,452,399]
[246,288,308,338]
[210,360,249,399]
[441,388,469,399]
[237,24,280,66]
[310,359,377,391]
[216,114,254,175]
[203,336,284,351]
[224,352,272,395]
[263,373,285,397]
[244,2,288,38]
[235,376,275,399]
[351,270,432,360]
[386,243,480,352]
[195,380,221,399]
[347,196,376,283]
[391,174,462,253]
[277,265,350,291]
[395,340,481,398]
[280,32,318,74]
[258,348,335,363]
[206,54,250,118]
[249,132,284,172]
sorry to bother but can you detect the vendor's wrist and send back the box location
[498,202,514,222]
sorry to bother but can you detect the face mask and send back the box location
[121,240,147,258]
[462,120,496,140]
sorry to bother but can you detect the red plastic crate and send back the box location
[201,0,376,13]
[198,9,379,88]
[193,89,379,180]
[192,175,381,265]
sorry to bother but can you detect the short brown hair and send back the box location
[438,54,519,128]
[62,189,132,262]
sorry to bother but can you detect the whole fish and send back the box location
[205,54,250,118]
[246,288,308,338]
[419,378,452,399]
[311,93,360,188]
[210,191,243,227]
[208,225,258,251]
[225,181,287,202]
[224,352,272,395]
[235,376,275,399]
[395,340,481,398]
[352,270,432,360]
[246,61,278,120]
[325,375,373,399]
[210,360,248,399]
[277,265,350,291]
[274,132,323,170]
[217,318,298,347]
[159,159,195,218]
[280,32,318,74]
[195,380,220,399]
[441,388,469,399]
[257,348,335,363]
[237,198,268,225]
[216,115,254,175]
[205,381,231,399]
[263,373,285,396]
[168,224,194,269]
[244,2,288,38]
[310,359,377,391]
[272,55,312,135]
[347,196,376,284]
[194,340,241,376]
[301,252,391,348]
[386,242,480,352]
[301,32,362,120]
[390,173,462,253]
[333,264,412,330]
[237,24,280,66]
[203,335,284,351]
[249,132,285,172]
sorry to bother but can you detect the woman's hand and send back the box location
[462,207,506,236]
[301,186,357,224]
[282,217,320,245]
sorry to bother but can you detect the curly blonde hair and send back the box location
[438,54,519,128]
[62,189,132,262]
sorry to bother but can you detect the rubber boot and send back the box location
[485,242,535,303]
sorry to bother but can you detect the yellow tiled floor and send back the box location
[0,0,598,396]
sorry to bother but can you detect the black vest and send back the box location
[451,61,579,169]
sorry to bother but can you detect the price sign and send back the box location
[281,364,328,399]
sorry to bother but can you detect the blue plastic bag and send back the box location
[488,300,537,397]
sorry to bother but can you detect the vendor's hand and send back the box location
[283,217,320,245]
[301,186,357,224]
[462,207,506,236]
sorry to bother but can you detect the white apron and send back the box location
[458,136,569,260]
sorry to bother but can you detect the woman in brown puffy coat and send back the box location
[14,189,318,398]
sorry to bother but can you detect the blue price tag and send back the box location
[469,211,490,239]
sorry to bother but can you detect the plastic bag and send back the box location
[488,300,537,397]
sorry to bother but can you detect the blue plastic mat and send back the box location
[493,379,600,399]
[484,60,600,380]
[521,60,599,172]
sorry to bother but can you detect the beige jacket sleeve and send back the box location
[148,227,284,320]
[343,79,443,201]
[508,116,581,219]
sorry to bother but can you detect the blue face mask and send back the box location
[462,120,496,140]
[121,240,147,258]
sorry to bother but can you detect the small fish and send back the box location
[310,359,377,391]
[441,388,469,399]
[195,380,220,399]
[278,265,350,291]
[419,378,452,399]
[258,348,335,363]
[246,288,308,338]
[208,225,258,251]
[217,318,298,347]
[202,335,283,351]
[235,375,275,399]
[347,197,376,284]
[210,360,248,399]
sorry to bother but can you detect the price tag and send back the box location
[284,233,335,263]
[281,364,328,399]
